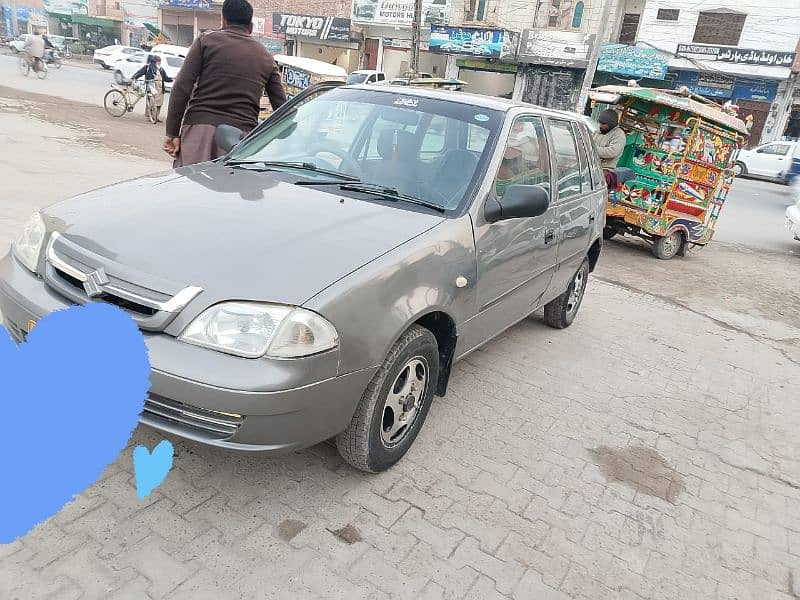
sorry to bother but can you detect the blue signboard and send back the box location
[163,0,211,8]
[2,6,12,34]
[675,71,733,99]
[733,78,779,103]
[428,26,509,59]
[597,44,669,80]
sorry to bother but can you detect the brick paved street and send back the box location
[2,91,800,600]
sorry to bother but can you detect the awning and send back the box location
[72,15,120,28]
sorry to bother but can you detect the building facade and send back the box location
[2,0,48,37]
[606,0,800,145]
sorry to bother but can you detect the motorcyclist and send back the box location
[132,54,173,122]
[22,33,45,71]
[43,35,56,62]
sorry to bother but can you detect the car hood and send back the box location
[43,163,446,306]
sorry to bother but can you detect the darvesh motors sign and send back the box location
[272,13,351,41]
[677,44,796,67]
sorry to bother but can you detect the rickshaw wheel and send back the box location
[652,231,684,260]
[602,226,617,240]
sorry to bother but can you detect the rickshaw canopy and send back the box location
[590,85,749,136]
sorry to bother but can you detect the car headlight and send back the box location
[179,301,339,359]
[12,212,46,273]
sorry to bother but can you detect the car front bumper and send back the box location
[0,251,376,453]
[786,204,800,240]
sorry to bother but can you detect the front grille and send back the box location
[142,394,244,439]
[52,266,158,316]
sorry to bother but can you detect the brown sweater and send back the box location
[166,24,287,138]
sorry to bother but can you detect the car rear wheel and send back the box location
[733,162,746,177]
[337,325,439,473]
[543,259,589,330]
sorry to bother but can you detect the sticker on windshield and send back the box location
[474,114,490,122]
[394,98,419,108]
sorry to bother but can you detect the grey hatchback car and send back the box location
[0,85,606,472]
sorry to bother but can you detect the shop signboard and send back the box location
[382,37,429,51]
[43,0,88,15]
[597,44,668,79]
[259,38,283,54]
[272,13,351,41]
[352,0,450,27]
[2,6,12,33]
[428,26,512,59]
[675,71,734,99]
[676,43,796,68]
[517,29,593,69]
[162,0,212,8]
[123,0,158,29]
[732,78,779,103]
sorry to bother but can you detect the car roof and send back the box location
[347,84,585,121]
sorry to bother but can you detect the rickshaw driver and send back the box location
[593,109,627,188]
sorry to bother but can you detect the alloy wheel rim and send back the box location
[566,266,587,316]
[381,357,428,447]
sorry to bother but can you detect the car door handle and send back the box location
[544,230,556,245]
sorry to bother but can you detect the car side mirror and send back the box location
[484,184,550,223]
[215,124,244,153]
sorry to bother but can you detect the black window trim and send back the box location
[656,8,680,21]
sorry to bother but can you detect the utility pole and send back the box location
[410,0,423,75]
[575,0,617,112]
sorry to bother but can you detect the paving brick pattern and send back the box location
[4,278,800,599]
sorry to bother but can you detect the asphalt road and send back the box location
[0,51,150,115]
[715,176,800,255]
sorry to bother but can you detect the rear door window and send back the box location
[548,119,583,200]
[573,123,594,191]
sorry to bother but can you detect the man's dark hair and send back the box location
[222,0,253,26]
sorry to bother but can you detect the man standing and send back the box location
[593,109,626,169]
[164,0,287,167]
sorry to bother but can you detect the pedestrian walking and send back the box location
[163,0,287,167]
[132,55,172,123]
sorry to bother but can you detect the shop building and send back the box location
[2,1,48,36]
[613,0,800,146]
[350,0,452,78]
[270,11,359,72]
[159,0,220,47]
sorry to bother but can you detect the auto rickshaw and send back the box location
[589,86,749,259]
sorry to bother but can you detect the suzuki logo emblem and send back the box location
[82,267,109,298]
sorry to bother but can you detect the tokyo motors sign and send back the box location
[272,13,352,41]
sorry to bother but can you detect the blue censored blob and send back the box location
[0,303,151,544]
[133,440,174,499]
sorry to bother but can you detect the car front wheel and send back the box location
[114,70,125,84]
[733,162,746,177]
[337,325,439,473]
[544,259,590,329]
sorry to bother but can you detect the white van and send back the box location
[150,44,188,59]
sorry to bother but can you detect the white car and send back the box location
[113,52,183,91]
[150,43,188,59]
[786,181,800,241]
[734,140,800,184]
[93,45,140,69]
[346,70,386,85]
[9,35,25,53]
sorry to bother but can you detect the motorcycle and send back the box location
[44,48,63,69]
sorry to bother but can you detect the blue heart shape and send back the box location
[0,303,150,544]
[133,440,174,499]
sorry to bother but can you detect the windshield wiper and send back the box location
[224,160,358,181]
[294,180,446,213]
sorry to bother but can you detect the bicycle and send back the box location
[103,80,160,124]
[19,53,47,79]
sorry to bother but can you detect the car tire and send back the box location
[102,63,110,70]
[543,258,590,330]
[652,230,684,260]
[733,162,746,177]
[114,70,124,84]
[337,325,439,473]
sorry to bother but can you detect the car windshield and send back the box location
[346,73,369,84]
[228,88,502,212]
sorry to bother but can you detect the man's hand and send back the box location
[163,136,180,158]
